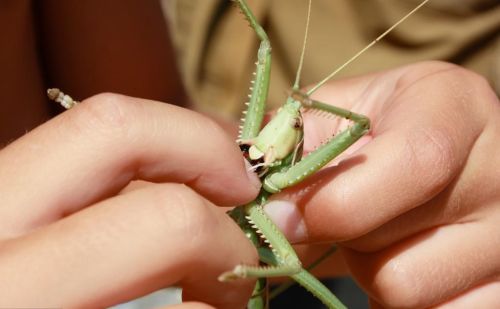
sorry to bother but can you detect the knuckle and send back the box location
[416,61,494,111]
[66,93,133,139]
[442,62,487,86]
[416,60,465,76]
[405,126,456,195]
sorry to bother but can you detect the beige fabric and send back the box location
[162,0,500,119]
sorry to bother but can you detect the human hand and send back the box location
[264,61,500,308]
[0,94,261,308]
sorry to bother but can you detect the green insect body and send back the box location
[221,0,430,308]
[246,100,303,165]
[219,0,370,308]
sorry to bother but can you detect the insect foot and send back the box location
[47,88,79,109]
[218,265,247,282]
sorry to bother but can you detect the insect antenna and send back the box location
[292,0,313,91]
[307,0,431,96]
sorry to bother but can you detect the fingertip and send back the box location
[195,157,261,207]
[264,200,307,243]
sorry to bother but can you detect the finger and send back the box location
[342,215,500,308]
[264,62,493,243]
[0,93,260,238]
[368,283,500,309]
[0,183,257,309]
[344,104,500,252]
[435,281,500,308]
[166,302,216,309]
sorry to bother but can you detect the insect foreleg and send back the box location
[220,200,347,308]
[220,201,302,281]
[232,0,272,141]
[269,245,338,299]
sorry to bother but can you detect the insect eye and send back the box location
[239,144,250,153]
[292,117,303,129]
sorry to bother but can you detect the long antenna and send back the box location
[293,0,313,90]
[307,0,430,95]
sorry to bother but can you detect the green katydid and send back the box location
[47,0,430,307]
[217,0,431,308]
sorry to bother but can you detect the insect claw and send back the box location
[218,265,246,282]
[247,162,266,172]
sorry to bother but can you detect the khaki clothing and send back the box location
[162,0,500,119]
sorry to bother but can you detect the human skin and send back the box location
[265,61,500,308]
[0,94,262,309]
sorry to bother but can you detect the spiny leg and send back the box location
[222,226,345,309]
[227,2,347,308]
[269,245,337,300]
[220,201,302,281]
[226,3,275,308]
[263,91,370,193]
[226,0,284,278]
[232,0,272,141]
[220,202,346,309]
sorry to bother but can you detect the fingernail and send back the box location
[244,159,262,190]
[264,200,307,243]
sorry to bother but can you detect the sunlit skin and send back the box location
[0,1,498,308]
